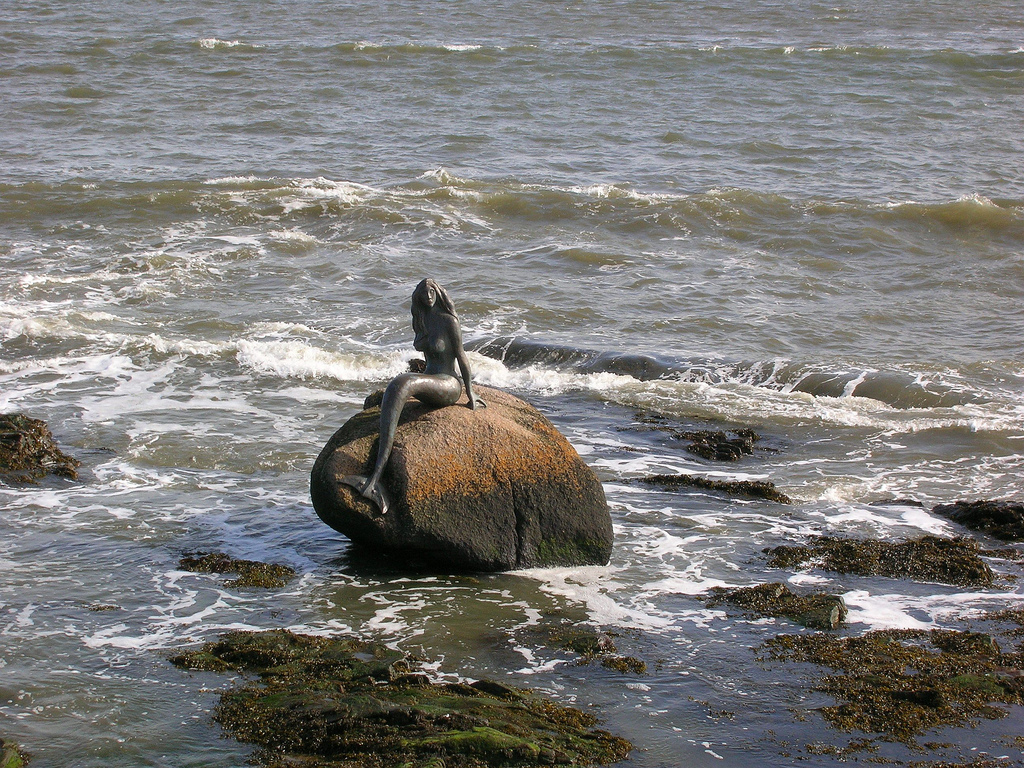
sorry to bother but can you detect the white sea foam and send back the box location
[842,590,1023,631]
[235,339,406,381]
[521,566,674,631]
[197,38,263,51]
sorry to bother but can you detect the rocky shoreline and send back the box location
[5,411,1023,766]
[171,630,633,768]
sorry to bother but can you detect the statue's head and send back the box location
[412,278,457,319]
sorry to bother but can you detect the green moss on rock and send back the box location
[765,535,995,587]
[171,630,631,767]
[179,552,296,588]
[0,739,27,768]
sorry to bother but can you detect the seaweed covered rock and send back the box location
[171,629,632,768]
[178,552,296,588]
[933,499,1024,541]
[310,386,612,571]
[761,628,1024,744]
[680,429,759,461]
[706,582,848,630]
[640,473,791,503]
[0,739,28,768]
[628,412,767,461]
[765,535,994,587]
[0,413,79,482]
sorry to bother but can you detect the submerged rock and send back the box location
[0,413,80,482]
[765,535,995,587]
[310,385,613,571]
[171,629,632,768]
[933,499,1024,542]
[548,627,647,674]
[640,473,792,504]
[761,628,1024,744]
[178,552,296,588]
[679,428,759,461]
[628,412,768,461]
[706,582,848,630]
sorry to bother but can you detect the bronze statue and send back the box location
[342,279,484,514]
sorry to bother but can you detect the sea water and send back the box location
[1,0,1023,765]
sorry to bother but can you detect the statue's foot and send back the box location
[364,483,390,516]
[340,475,390,516]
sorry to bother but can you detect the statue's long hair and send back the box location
[412,278,457,336]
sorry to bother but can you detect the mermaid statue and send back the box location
[342,278,485,515]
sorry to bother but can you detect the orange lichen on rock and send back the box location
[310,386,612,571]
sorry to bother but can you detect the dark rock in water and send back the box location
[761,627,1024,744]
[628,412,769,461]
[178,552,296,588]
[0,413,80,482]
[640,473,792,504]
[680,428,759,461]
[706,582,848,630]
[311,385,613,571]
[170,629,632,768]
[868,497,924,507]
[0,739,28,768]
[933,499,1024,541]
[765,535,994,587]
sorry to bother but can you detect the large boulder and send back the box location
[310,386,612,571]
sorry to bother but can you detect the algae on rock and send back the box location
[765,535,995,587]
[171,629,632,767]
[706,582,848,630]
[0,739,28,768]
[0,413,79,482]
[761,628,1024,744]
[640,473,791,503]
[179,552,296,588]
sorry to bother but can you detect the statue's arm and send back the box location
[450,317,485,410]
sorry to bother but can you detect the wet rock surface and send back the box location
[0,413,79,482]
[171,629,632,768]
[933,499,1024,542]
[640,473,792,504]
[705,582,849,630]
[311,386,613,571]
[178,552,296,589]
[760,626,1024,745]
[765,535,996,587]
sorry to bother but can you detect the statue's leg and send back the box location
[345,373,460,514]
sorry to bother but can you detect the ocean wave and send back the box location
[470,336,987,409]
[466,337,1024,437]
[196,38,264,52]
[880,194,1022,230]
[3,175,1021,242]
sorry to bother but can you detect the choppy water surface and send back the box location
[2,0,1023,765]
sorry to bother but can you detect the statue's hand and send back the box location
[468,396,487,410]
